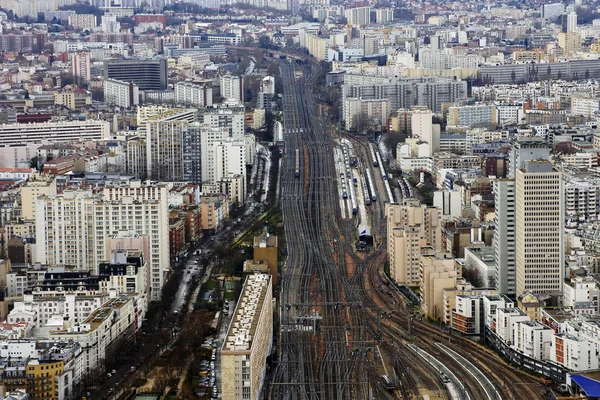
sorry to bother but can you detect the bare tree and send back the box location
[152,371,170,395]
[462,266,485,287]
[432,304,441,322]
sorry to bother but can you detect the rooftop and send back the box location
[222,274,270,353]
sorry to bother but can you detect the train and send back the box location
[361,175,371,206]
[349,183,358,215]
[369,143,379,167]
[381,375,395,391]
[365,168,377,202]
[375,147,386,180]
[295,149,300,178]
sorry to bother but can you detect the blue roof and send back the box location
[571,375,600,396]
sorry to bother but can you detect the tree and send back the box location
[383,131,407,158]
[432,304,441,322]
[462,266,485,287]
[258,35,271,49]
[351,115,376,135]
[152,371,170,395]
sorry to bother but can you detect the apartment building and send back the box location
[220,75,244,103]
[386,201,443,285]
[7,291,107,328]
[344,98,391,130]
[345,6,370,26]
[201,101,246,140]
[0,120,110,148]
[104,78,139,108]
[68,14,96,30]
[420,253,458,321]
[126,138,147,179]
[571,96,600,118]
[564,176,600,221]
[447,104,497,128]
[175,82,213,108]
[221,274,272,400]
[552,333,598,371]
[515,160,564,296]
[143,108,197,181]
[71,52,91,84]
[20,175,56,221]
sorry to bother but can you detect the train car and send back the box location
[295,149,300,178]
[376,149,387,180]
[370,144,379,167]
[350,190,358,215]
[365,168,377,202]
[381,375,395,391]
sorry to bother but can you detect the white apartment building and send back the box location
[565,176,600,221]
[8,291,107,328]
[447,104,497,128]
[562,152,597,170]
[495,307,529,343]
[552,333,598,371]
[375,8,393,24]
[496,104,524,126]
[175,82,213,107]
[143,109,197,181]
[564,276,598,311]
[345,6,370,26]
[216,140,245,184]
[244,133,256,166]
[220,75,244,103]
[48,295,139,374]
[299,31,329,61]
[344,97,391,130]
[68,14,96,30]
[515,160,564,296]
[202,101,245,140]
[571,96,599,118]
[104,78,139,108]
[35,190,96,269]
[221,274,272,400]
[513,320,554,360]
[0,120,110,147]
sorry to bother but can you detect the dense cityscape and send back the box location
[1,0,600,398]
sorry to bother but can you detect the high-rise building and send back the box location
[71,52,91,84]
[257,76,275,114]
[493,179,516,296]
[104,78,139,108]
[386,200,443,285]
[199,124,229,184]
[345,6,371,26]
[508,136,551,179]
[541,2,564,21]
[35,190,96,269]
[515,160,564,296]
[567,11,577,33]
[104,58,168,91]
[143,109,197,181]
[202,101,246,139]
[221,274,272,400]
[375,8,393,24]
[220,75,244,103]
[36,182,170,301]
[183,123,204,185]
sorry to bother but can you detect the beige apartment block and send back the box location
[20,175,56,221]
[420,253,457,321]
[221,274,273,400]
[386,201,442,285]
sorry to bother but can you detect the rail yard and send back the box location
[272,55,547,400]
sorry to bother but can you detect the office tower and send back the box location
[202,101,246,139]
[515,161,564,296]
[220,75,244,103]
[104,58,168,91]
[104,78,140,108]
[221,274,273,400]
[386,200,442,285]
[493,179,516,296]
[142,109,197,181]
[71,52,91,84]
[345,6,371,26]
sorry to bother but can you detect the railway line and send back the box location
[269,49,546,400]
